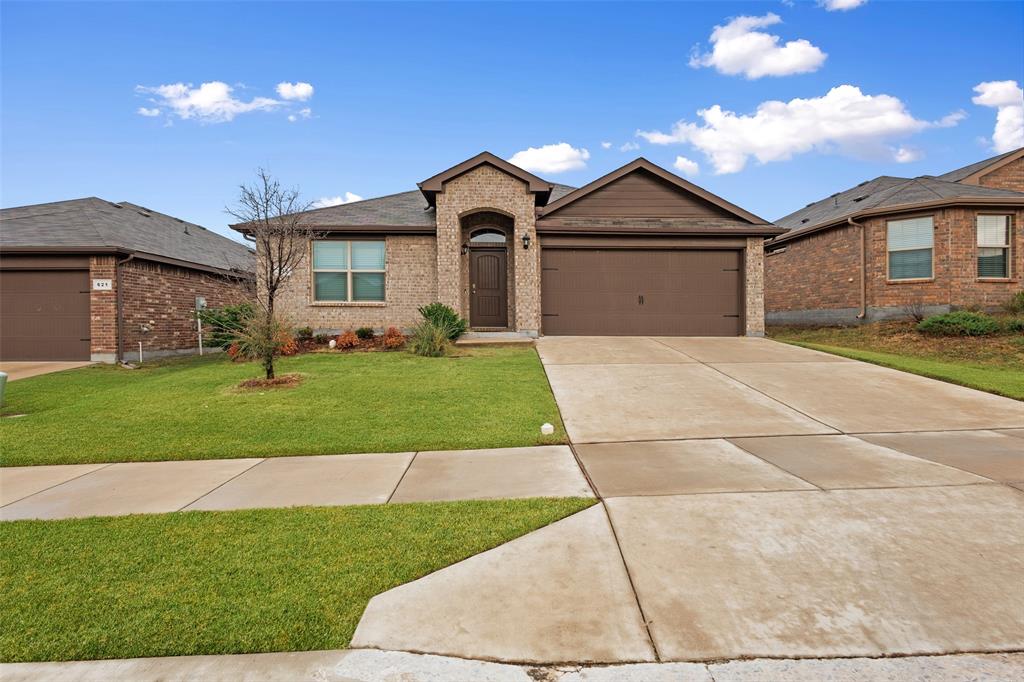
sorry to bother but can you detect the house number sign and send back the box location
[92,279,113,291]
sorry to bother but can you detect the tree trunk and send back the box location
[264,353,275,380]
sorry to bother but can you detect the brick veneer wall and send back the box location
[744,237,766,336]
[766,207,1024,323]
[89,256,118,360]
[120,260,250,356]
[434,165,540,333]
[274,235,437,332]
[977,158,1023,192]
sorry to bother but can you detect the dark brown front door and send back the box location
[0,269,92,360]
[469,249,508,328]
[541,248,743,336]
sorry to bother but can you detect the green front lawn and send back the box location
[772,322,1024,400]
[0,347,566,467]
[0,498,594,662]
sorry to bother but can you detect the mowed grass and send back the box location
[0,347,566,467]
[772,321,1024,400]
[0,498,595,662]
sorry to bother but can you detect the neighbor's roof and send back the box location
[936,147,1023,183]
[771,174,1024,247]
[0,197,255,273]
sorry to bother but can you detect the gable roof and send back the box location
[771,174,1024,247]
[283,190,436,229]
[1,197,255,274]
[936,147,1023,184]
[539,158,772,226]
[418,151,553,207]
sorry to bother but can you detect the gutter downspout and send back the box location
[115,253,135,364]
[847,217,867,320]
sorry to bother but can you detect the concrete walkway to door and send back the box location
[352,336,1024,665]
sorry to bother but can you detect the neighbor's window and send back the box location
[977,215,1011,279]
[887,216,934,280]
[312,240,385,302]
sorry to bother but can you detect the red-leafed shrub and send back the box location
[227,342,242,360]
[382,327,405,350]
[336,331,360,349]
[276,330,299,356]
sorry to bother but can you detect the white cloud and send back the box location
[312,192,363,209]
[935,110,967,128]
[136,107,161,117]
[508,143,590,174]
[288,107,313,123]
[601,141,613,149]
[892,146,922,163]
[689,13,827,79]
[673,156,700,176]
[619,141,640,152]
[276,81,314,102]
[135,81,279,123]
[637,85,959,174]
[819,0,867,11]
[972,80,1024,153]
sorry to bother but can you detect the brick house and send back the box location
[0,198,254,362]
[234,153,782,337]
[765,148,1024,324]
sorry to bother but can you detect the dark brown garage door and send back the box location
[0,270,91,360]
[541,249,742,336]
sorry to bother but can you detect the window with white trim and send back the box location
[977,215,1011,278]
[887,216,933,280]
[312,240,386,302]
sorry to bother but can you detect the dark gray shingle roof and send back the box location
[936,148,1022,183]
[774,175,1024,240]
[1,197,254,273]
[287,183,578,228]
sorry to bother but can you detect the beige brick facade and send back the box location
[977,158,1024,192]
[274,235,438,332]
[434,165,540,333]
[744,237,766,336]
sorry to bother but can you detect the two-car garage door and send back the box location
[541,248,743,336]
[0,269,91,360]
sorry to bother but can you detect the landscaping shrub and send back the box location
[336,331,360,349]
[382,327,405,349]
[418,303,467,340]
[276,330,299,356]
[1005,317,1024,334]
[199,302,256,349]
[314,333,332,345]
[295,326,314,341]
[355,327,375,340]
[1004,291,1024,315]
[408,319,454,357]
[917,311,1001,336]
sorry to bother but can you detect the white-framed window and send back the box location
[887,216,934,280]
[977,215,1011,279]
[312,240,386,302]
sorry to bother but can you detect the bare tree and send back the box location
[227,168,318,379]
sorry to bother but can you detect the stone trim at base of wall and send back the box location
[767,305,954,326]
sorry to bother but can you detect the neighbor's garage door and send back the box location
[541,249,742,336]
[0,270,91,360]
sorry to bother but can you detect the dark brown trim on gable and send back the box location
[955,148,1024,185]
[538,158,771,225]
[767,196,1024,250]
[418,152,553,206]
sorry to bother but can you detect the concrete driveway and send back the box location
[353,336,1024,665]
[0,361,93,381]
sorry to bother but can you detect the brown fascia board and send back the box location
[536,223,784,237]
[538,158,771,225]
[956,147,1024,185]
[231,224,435,235]
[0,245,253,278]
[767,196,1024,249]
[417,151,553,206]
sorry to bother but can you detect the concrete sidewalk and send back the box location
[0,445,593,520]
[4,649,1022,682]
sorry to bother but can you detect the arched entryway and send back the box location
[460,211,514,329]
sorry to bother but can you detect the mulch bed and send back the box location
[237,374,303,390]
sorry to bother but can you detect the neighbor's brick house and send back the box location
[0,199,254,362]
[237,153,782,338]
[765,148,1024,324]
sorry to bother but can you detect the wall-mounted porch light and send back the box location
[521,232,532,250]
[461,242,469,255]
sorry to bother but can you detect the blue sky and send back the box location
[2,1,1022,243]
